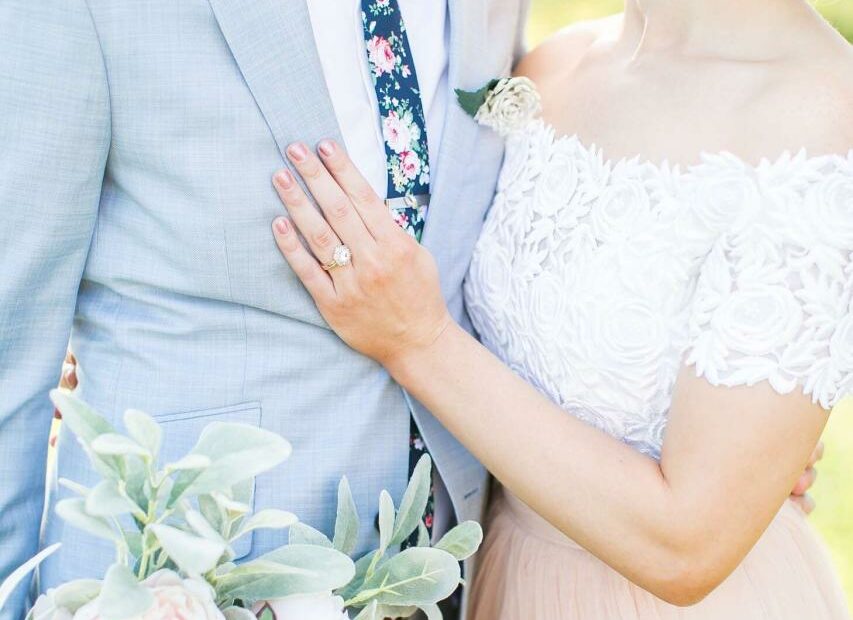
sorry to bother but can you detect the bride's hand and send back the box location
[270,140,453,369]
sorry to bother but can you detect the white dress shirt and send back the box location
[305,0,453,540]
[306,0,449,198]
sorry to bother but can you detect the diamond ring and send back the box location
[321,244,352,271]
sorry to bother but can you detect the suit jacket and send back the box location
[0,0,530,617]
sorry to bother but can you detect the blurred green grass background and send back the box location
[528,0,853,44]
[527,0,853,608]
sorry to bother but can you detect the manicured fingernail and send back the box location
[318,140,335,157]
[287,143,308,162]
[275,169,294,189]
[274,217,291,235]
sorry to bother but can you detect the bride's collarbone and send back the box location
[538,61,852,168]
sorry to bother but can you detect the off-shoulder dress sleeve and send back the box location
[685,153,853,410]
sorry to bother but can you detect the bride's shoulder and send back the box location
[514,14,621,89]
[760,37,853,154]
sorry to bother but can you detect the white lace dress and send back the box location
[464,120,852,619]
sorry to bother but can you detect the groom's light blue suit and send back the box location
[0,0,529,616]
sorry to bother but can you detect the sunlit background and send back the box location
[528,0,853,43]
[527,0,853,608]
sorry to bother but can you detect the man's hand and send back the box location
[790,441,824,515]
[59,350,78,392]
[50,350,78,447]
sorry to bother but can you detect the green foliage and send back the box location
[37,392,483,619]
[333,477,360,556]
[0,544,61,613]
[390,456,433,547]
[43,390,309,617]
[214,546,355,603]
[434,521,483,562]
[455,80,499,118]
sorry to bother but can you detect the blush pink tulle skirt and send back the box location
[470,487,850,620]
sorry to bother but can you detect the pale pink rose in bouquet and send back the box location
[29,594,74,620]
[72,571,225,620]
[382,111,412,154]
[252,593,349,620]
[399,150,421,180]
[366,35,395,76]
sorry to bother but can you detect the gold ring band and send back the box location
[322,244,352,271]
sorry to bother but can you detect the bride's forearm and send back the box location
[386,324,710,604]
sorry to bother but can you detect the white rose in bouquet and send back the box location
[29,594,74,620]
[253,593,348,620]
[72,571,224,620]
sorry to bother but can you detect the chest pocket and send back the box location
[154,401,262,559]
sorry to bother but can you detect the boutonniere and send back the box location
[455,76,542,137]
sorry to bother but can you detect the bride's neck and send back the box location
[618,0,814,60]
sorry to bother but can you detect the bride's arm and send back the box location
[269,140,831,606]
[387,323,826,605]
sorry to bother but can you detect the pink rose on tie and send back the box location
[71,570,225,620]
[382,111,412,154]
[366,36,396,76]
[399,150,421,180]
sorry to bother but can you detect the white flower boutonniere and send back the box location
[456,76,541,136]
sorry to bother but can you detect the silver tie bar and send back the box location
[385,193,430,210]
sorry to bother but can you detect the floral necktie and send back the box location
[361,0,434,545]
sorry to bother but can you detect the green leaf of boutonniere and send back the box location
[455,79,500,118]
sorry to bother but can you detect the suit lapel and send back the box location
[421,0,487,252]
[206,0,343,162]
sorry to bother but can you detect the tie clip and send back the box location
[385,193,430,210]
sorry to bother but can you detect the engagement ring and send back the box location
[322,244,352,271]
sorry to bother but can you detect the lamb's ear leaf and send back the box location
[390,455,431,546]
[85,480,142,519]
[353,601,380,620]
[148,524,226,575]
[416,521,430,548]
[336,552,376,602]
[288,522,333,548]
[56,499,120,543]
[97,563,154,620]
[421,603,443,620]
[377,491,395,557]
[0,543,61,612]
[359,547,460,607]
[50,390,124,481]
[123,409,162,459]
[50,390,113,444]
[180,423,292,497]
[332,476,360,556]
[216,545,355,602]
[434,521,483,561]
[233,509,298,542]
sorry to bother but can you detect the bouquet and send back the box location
[0,390,482,620]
